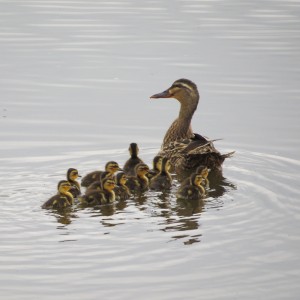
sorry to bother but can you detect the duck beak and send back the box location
[78,174,82,178]
[150,89,172,99]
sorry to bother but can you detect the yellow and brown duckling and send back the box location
[149,157,172,190]
[42,180,74,209]
[180,165,210,189]
[114,172,131,201]
[81,161,122,187]
[123,143,144,176]
[176,173,206,201]
[126,163,150,193]
[150,78,234,175]
[80,177,116,206]
[147,155,163,180]
[67,168,81,198]
[85,171,113,192]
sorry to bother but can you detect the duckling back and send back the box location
[42,194,72,209]
[123,143,144,176]
[81,171,103,187]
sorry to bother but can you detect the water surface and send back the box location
[1,0,300,299]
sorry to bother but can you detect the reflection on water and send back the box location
[1,0,300,299]
[46,171,236,245]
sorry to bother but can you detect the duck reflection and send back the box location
[44,170,235,246]
[44,206,78,226]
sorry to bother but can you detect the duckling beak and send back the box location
[150,89,172,99]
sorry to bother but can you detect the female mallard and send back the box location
[149,157,172,190]
[150,78,234,176]
[66,168,81,198]
[126,163,150,193]
[81,161,122,187]
[42,180,74,209]
[114,172,131,201]
[123,143,144,176]
[147,155,163,180]
[176,173,206,201]
[80,177,116,206]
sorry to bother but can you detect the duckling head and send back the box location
[58,180,72,194]
[196,165,210,179]
[102,178,116,192]
[190,174,203,188]
[116,172,127,186]
[67,168,81,181]
[105,161,122,174]
[150,78,199,107]
[153,155,163,171]
[135,163,150,177]
[128,143,139,158]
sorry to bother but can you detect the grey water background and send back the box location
[1,0,300,299]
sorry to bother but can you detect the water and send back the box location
[1,0,300,299]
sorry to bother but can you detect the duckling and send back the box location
[114,172,131,201]
[123,143,144,176]
[126,163,150,193]
[176,173,206,201]
[150,79,234,175]
[85,171,113,192]
[180,165,210,189]
[149,157,173,190]
[80,177,116,206]
[42,180,73,209]
[147,155,163,180]
[66,168,81,198]
[81,161,122,187]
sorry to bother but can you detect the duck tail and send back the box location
[222,151,235,159]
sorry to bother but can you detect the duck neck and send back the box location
[163,102,196,146]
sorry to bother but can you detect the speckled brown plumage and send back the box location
[150,78,234,177]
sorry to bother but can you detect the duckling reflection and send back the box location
[66,168,81,198]
[123,143,144,176]
[81,161,122,187]
[42,180,73,209]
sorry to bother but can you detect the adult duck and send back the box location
[150,78,234,177]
